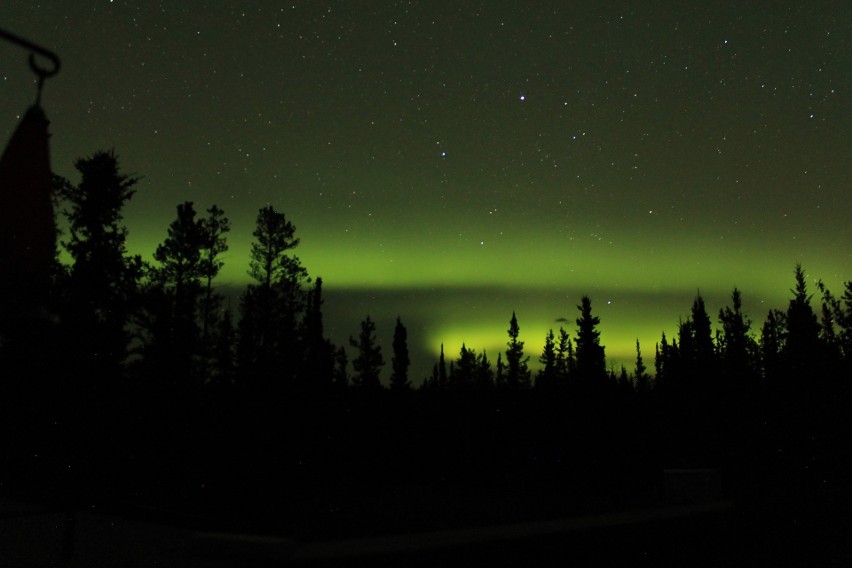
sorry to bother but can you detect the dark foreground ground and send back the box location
[4,394,852,566]
[3,492,851,567]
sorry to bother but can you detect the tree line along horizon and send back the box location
[5,150,851,399]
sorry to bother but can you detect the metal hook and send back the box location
[0,27,61,104]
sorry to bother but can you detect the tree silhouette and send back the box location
[654,332,668,382]
[718,288,759,398]
[236,285,263,378]
[783,264,822,385]
[44,151,144,509]
[198,204,230,378]
[248,205,303,288]
[350,316,384,391]
[554,327,574,388]
[574,296,606,393]
[819,280,852,368]
[300,277,334,390]
[504,312,531,389]
[445,344,494,391]
[4,100,849,544]
[390,317,411,392]
[617,365,634,401]
[474,350,494,390]
[760,309,786,383]
[839,282,852,362]
[144,201,206,382]
[690,295,719,405]
[634,339,650,398]
[438,344,448,389]
[238,205,308,385]
[718,290,753,368]
[495,351,505,388]
[676,317,694,370]
[657,295,719,408]
[211,305,236,384]
[817,282,840,360]
[536,329,557,390]
[58,150,142,386]
[333,345,349,391]
[691,295,715,367]
[423,364,438,391]
[452,344,477,391]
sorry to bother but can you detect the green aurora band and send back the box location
[119,198,847,381]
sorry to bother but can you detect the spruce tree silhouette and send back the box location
[495,351,506,388]
[474,350,495,390]
[438,343,448,390]
[692,295,719,453]
[715,288,762,493]
[674,317,694,381]
[452,344,477,391]
[300,277,335,391]
[760,309,786,385]
[654,332,668,383]
[662,295,719,463]
[691,295,715,367]
[504,311,531,389]
[350,316,384,391]
[390,316,411,392]
[574,296,606,396]
[784,264,823,388]
[536,329,557,391]
[718,288,759,407]
[718,290,755,374]
[555,327,574,390]
[634,339,650,398]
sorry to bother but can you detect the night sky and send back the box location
[2,2,850,379]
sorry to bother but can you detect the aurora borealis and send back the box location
[2,2,849,379]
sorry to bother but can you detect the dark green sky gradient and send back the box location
[2,1,849,378]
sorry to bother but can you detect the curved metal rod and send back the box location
[0,27,61,79]
[28,51,61,80]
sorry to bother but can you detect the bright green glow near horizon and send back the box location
[421,291,779,374]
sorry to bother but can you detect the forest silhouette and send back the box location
[2,147,851,554]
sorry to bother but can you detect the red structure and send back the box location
[0,104,57,309]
